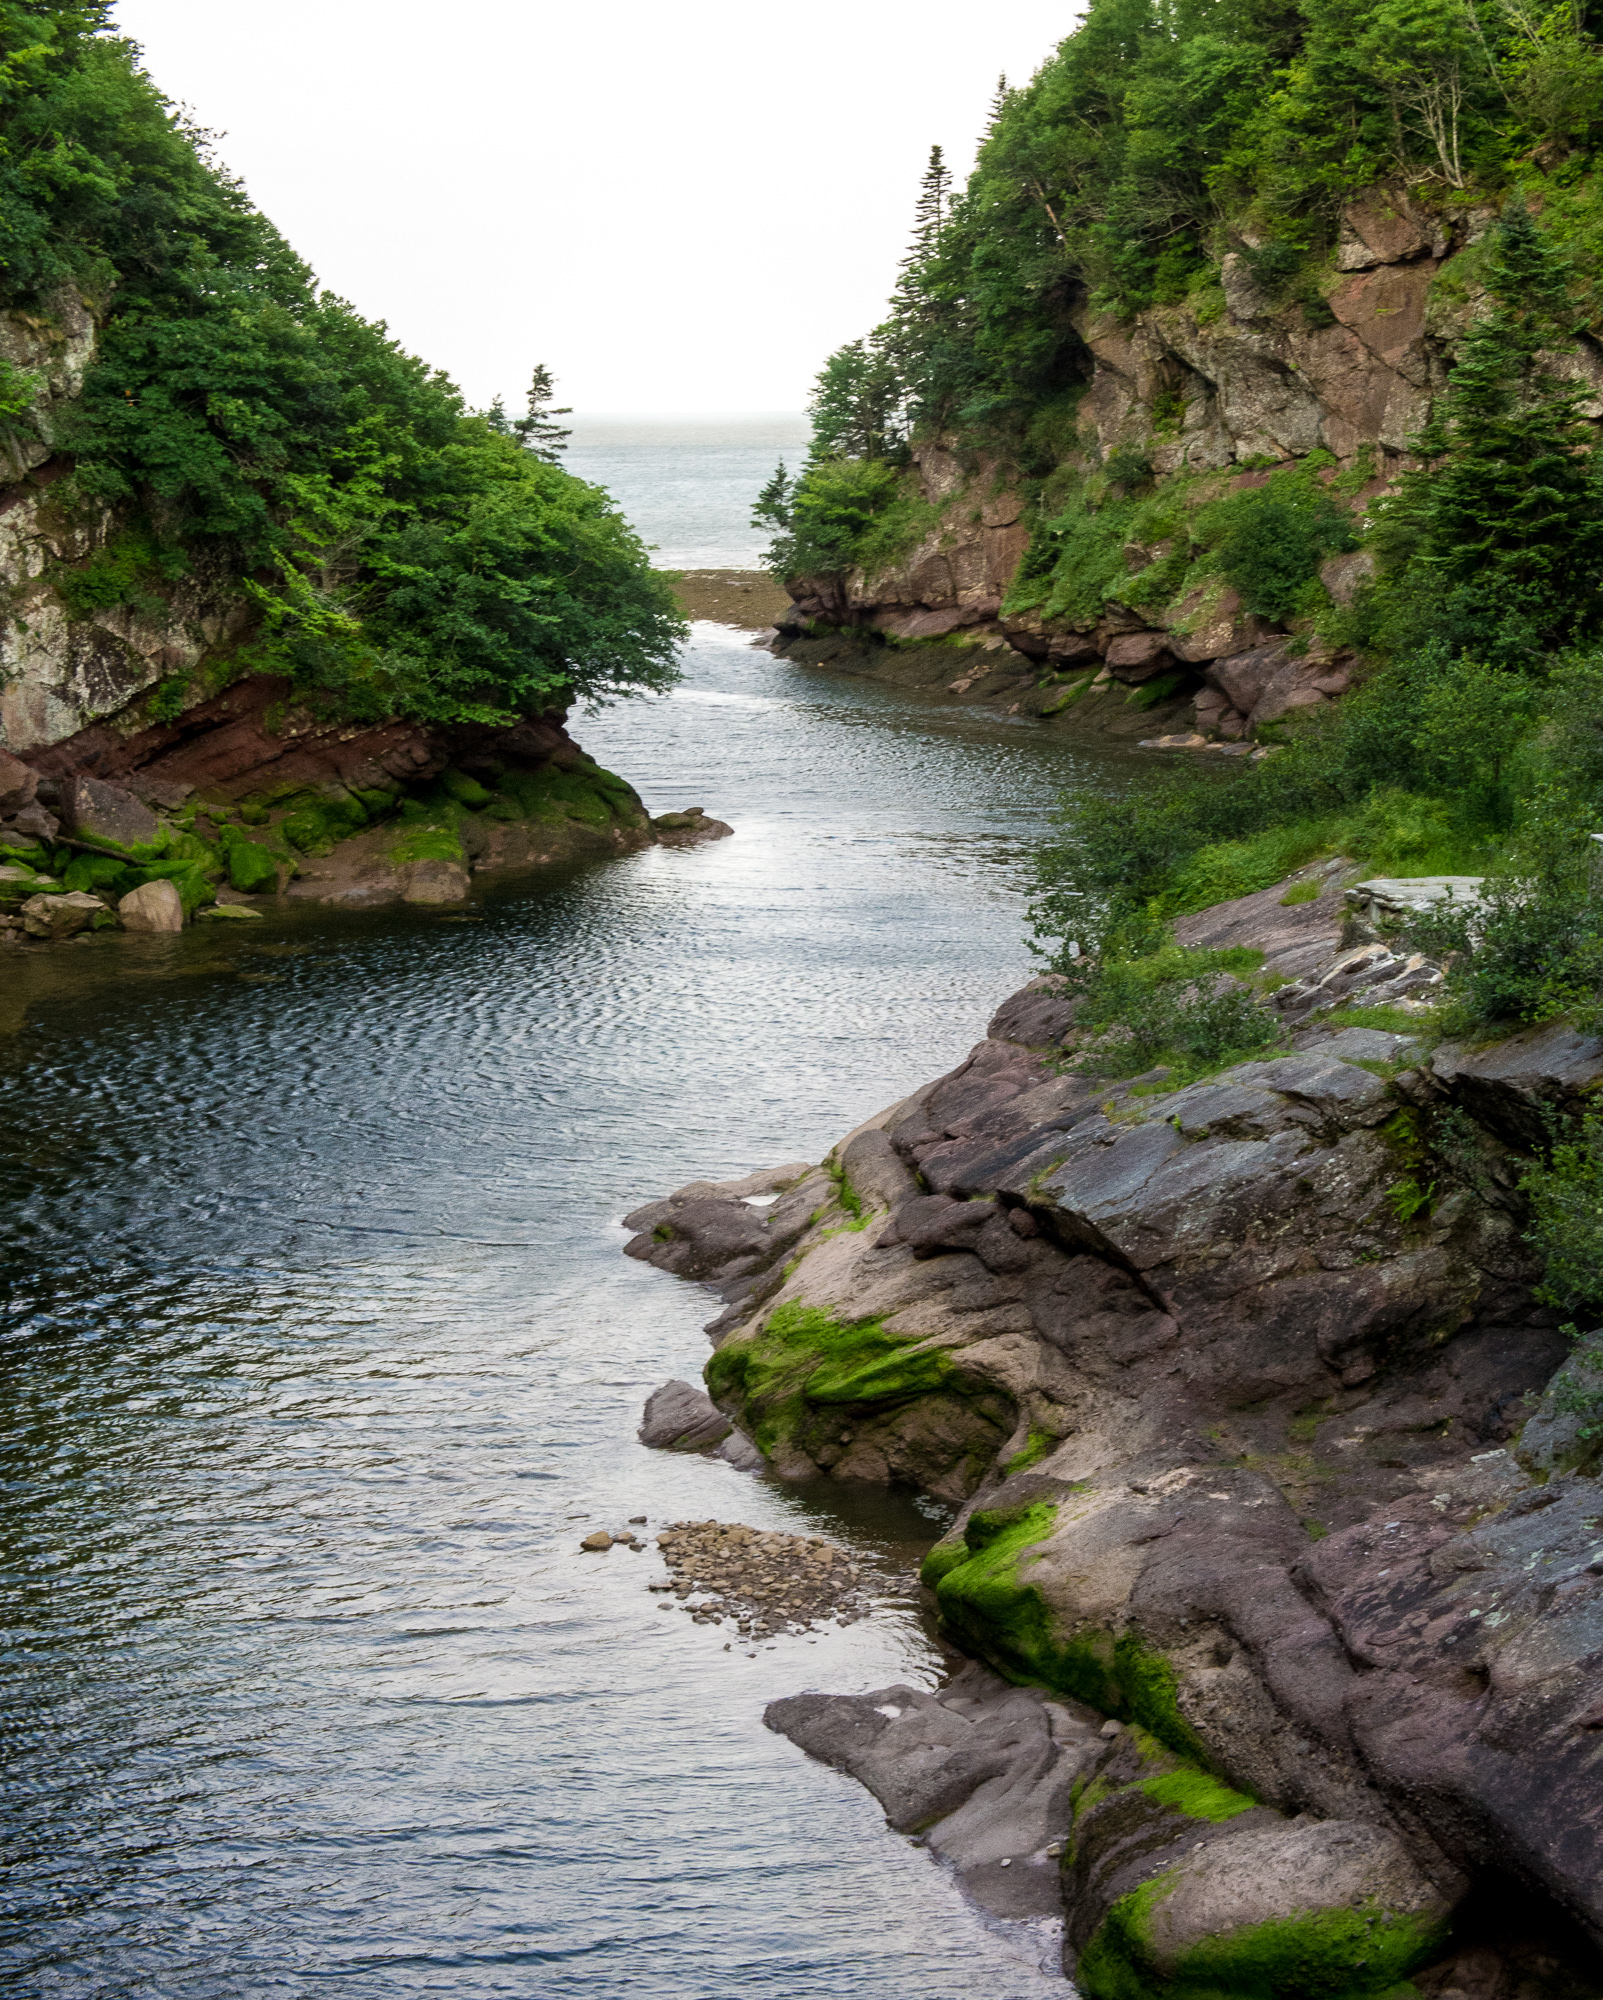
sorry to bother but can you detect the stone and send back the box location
[117,878,185,933]
[0,749,38,815]
[639,1379,733,1453]
[1103,631,1175,683]
[194,902,264,921]
[401,858,470,904]
[227,839,280,894]
[60,773,160,850]
[11,802,58,842]
[21,889,106,938]
[580,1531,612,1551]
[1513,1332,1603,1478]
[767,1663,1101,1918]
[1336,187,1436,271]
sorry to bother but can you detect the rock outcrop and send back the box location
[622,870,1603,1996]
[0,292,705,935]
[771,186,1515,743]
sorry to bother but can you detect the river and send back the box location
[0,625,1144,1998]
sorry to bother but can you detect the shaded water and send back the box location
[0,628,1144,1997]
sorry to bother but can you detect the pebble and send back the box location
[653,1518,883,1640]
[580,1530,613,1551]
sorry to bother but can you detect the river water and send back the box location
[0,627,1143,1997]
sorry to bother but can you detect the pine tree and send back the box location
[512,363,572,460]
[988,72,1011,125]
[1384,201,1603,652]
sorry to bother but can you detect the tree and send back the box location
[512,362,572,460]
[1376,200,1603,652]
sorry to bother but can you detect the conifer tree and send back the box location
[512,363,572,460]
[1380,201,1603,652]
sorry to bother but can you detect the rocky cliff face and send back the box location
[623,870,1603,1999]
[0,293,705,934]
[780,187,1579,744]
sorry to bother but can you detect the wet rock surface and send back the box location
[767,1663,1101,1918]
[623,868,1603,1992]
[650,1519,887,1643]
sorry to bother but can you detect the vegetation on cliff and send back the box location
[0,2,682,727]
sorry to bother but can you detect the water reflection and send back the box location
[0,628,1142,1996]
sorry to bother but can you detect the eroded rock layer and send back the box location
[623,874,1603,1997]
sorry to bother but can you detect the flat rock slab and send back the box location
[61,773,160,849]
[767,1662,1103,1918]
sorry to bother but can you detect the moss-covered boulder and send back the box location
[1066,1727,1450,2000]
[706,1299,1014,1484]
[225,838,280,894]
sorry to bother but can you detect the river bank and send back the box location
[624,864,1603,1999]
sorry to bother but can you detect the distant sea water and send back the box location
[565,413,811,569]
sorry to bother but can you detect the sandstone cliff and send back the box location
[777,187,1573,745]
[623,869,1603,1999]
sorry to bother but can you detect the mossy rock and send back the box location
[1074,1820,1448,2000]
[924,1502,1210,1762]
[705,1301,1008,1474]
[388,821,464,867]
[135,859,218,913]
[279,792,369,855]
[62,852,140,899]
[226,839,280,893]
[439,768,493,809]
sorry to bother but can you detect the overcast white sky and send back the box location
[110,0,1077,415]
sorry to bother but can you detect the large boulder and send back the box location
[767,1663,1101,1918]
[60,773,161,851]
[21,888,107,938]
[638,1379,733,1452]
[400,857,470,904]
[118,878,185,932]
[0,749,38,815]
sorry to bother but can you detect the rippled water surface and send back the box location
[0,629,1145,1997]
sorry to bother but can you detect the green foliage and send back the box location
[1194,469,1358,624]
[1368,202,1603,659]
[1,8,682,724]
[754,453,930,582]
[1066,942,1285,1082]
[1520,1109,1603,1318]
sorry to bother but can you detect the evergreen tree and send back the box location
[1380,201,1603,653]
[512,363,572,460]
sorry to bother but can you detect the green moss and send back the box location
[497,765,621,827]
[280,793,369,855]
[920,1535,970,1586]
[1137,1765,1256,1823]
[1004,1427,1057,1473]
[1279,879,1321,906]
[439,767,493,808]
[707,1301,967,1459]
[1125,671,1191,711]
[825,1157,866,1219]
[1320,1005,1431,1036]
[1115,1634,1211,1766]
[1078,1871,1447,2000]
[388,822,465,867]
[62,852,139,898]
[226,839,280,893]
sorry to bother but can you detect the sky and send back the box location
[110,0,1077,416]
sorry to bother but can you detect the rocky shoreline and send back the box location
[623,869,1603,1999]
[0,718,731,948]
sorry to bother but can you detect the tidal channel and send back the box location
[0,626,1146,1998]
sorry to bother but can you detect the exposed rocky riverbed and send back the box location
[627,867,1603,2000]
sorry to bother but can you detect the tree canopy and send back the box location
[0,1,682,724]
